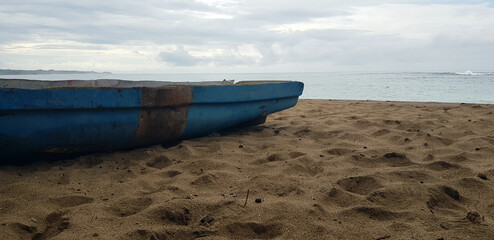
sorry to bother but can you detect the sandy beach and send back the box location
[1,99,493,240]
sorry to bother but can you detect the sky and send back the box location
[1,0,493,73]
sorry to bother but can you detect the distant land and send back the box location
[0,69,111,75]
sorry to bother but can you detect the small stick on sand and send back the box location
[243,189,250,208]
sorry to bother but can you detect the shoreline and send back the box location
[302,98,494,105]
[1,99,493,239]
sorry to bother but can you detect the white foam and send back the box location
[455,70,481,76]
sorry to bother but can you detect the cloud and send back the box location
[157,44,262,66]
[158,46,201,66]
[1,0,493,72]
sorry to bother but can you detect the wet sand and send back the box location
[1,99,493,239]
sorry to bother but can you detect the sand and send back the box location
[1,99,494,240]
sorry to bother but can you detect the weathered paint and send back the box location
[0,79,303,163]
[140,86,193,107]
[133,86,193,146]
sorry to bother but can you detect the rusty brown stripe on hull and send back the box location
[133,86,193,146]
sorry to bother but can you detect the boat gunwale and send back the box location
[0,78,298,90]
[0,80,304,111]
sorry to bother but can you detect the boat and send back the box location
[0,79,304,163]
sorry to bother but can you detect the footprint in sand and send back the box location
[337,176,383,195]
[252,153,287,165]
[146,156,173,169]
[294,127,311,137]
[250,176,305,197]
[424,134,454,146]
[441,186,461,200]
[9,222,37,238]
[225,222,283,239]
[457,177,491,193]
[367,186,427,210]
[350,152,414,168]
[425,161,460,171]
[372,129,391,137]
[285,157,324,176]
[161,170,182,178]
[320,187,361,207]
[426,186,463,211]
[387,170,435,185]
[266,153,286,162]
[383,119,402,125]
[353,119,379,129]
[107,197,153,217]
[147,206,191,225]
[288,151,306,159]
[339,133,370,143]
[448,154,469,163]
[380,152,414,167]
[30,211,70,240]
[423,154,434,161]
[347,206,401,221]
[327,148,353,156]
[191,174,218,186]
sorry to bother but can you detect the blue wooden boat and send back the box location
[0,79,303,163]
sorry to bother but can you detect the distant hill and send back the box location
[0,69,111,75]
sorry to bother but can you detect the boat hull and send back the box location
[0,80,303,162]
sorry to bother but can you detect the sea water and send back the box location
[1,71,493,104]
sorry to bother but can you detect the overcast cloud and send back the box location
[1,0,493,73]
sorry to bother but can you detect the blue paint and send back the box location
[0,109,140,159]
[0,88,142,110]
[0,87,143,160]
[183,97,299,138]
[191,82,304,103]
[183,82,304,137]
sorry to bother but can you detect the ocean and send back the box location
[1,71,493,104]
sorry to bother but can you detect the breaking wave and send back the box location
[436,71,494,76]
